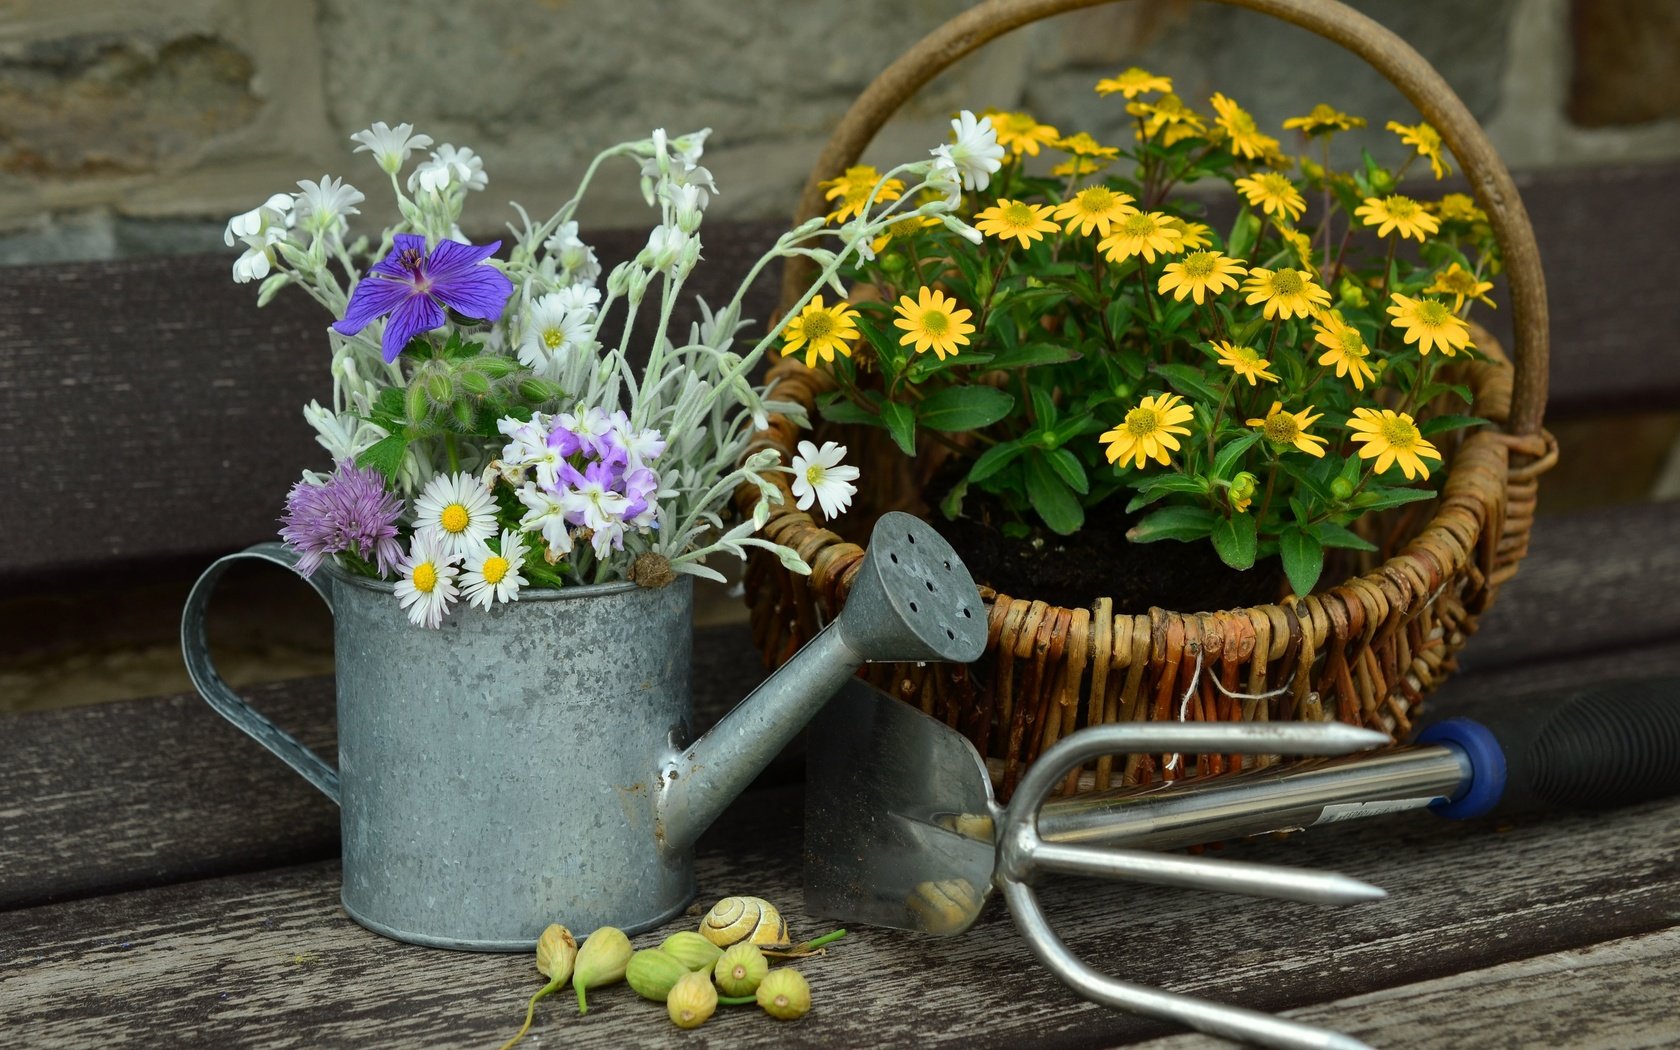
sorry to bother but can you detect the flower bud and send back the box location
[756,968,811,1021]
[879,251,908,275]
[606,262,634,297]
[517,377,564,405]
[535,924,577,982]
[713,942,768,997]
[458,369,490,396]
[405,378,430,425]
[424,369,456,408]
[658,930,725,972]
[666,970,717,1029]
[1330,476,1356,500]
[572,926,632,1015]
[1230,472,1259,502]
[626,948,691,1002]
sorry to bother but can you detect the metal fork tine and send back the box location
[1028,842,1387,905]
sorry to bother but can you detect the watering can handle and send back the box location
[181,542,341,804]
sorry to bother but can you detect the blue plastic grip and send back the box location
[1415,717,1507,820]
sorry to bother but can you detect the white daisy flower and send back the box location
[543,221,602,287]
[393,532,460,629]
[461,530,529,610]
[790,440,860,520]
[413,471,498,558]
[293,175,364,242]
[224,193,295,284]
[517,292,593,380]
[944,110,1004,192]
[350,122,434,175]
[408,144,488,195]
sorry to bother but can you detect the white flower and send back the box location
[543,221,602,287]
[408,144,487,195]
[293,175,364,241]
[517,291,595,380]
[661,181,708,233]
[944,110,1004,192]
[393,531,460,629]
[924,146,964,208]
[790,440,859,519]
[224,193,295,284]
[350,122,433,175]
[637,224,691,276]
[560,471,630,533]
[413,471,499,558]
[461,530,529,609]
[517,484,573,556]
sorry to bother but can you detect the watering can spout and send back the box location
[656,511,987,855]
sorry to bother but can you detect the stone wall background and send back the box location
[2,0,1678,263]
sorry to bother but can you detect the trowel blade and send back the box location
[804,679,1000,936]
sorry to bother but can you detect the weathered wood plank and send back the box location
[2,786,1678,1048]
[1124,928,1680,1049]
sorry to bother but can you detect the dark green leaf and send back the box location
[987,342,1082,369]
[881,400,917,455]
[1128,505,1217,544]
[815,395,882,427]
[1024,454,1085,535]
[1351,485,1438,511]
[1212,432,1262,480]
[1280,527,1324,596]
[1418,414,1490,437]
[1212,512,1258,570]
[1226,209,1262,261]
[1309,521,1378,552]
[968,440,1026,483]
[355,434,408,482]
[1046,448,1089,495]
[1028,386,1059,427]
[1125,472,1209,512]
[919,386,1014,432]
[370,387,407,429]
[1151,363,1222,404]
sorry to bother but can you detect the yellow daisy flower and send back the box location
[1053,132,1121,159]
[1213,340,1280,386]
[1233,171,1306,221]
[1209,92,1281,161]
[1241,266,1330,320]
[821,165,904,223]
[781,295,860,369]
[1354,194,1440,242]
[1347,407,1442,480]
[974,198,1061,248]
[1158,251,1247,304]
[1165,218,1213,251]
[1424,263,1497,311]
[1050,155,1110,178]
[1277,224,1316,271]
[1247,402,1328,458]
[892,287,974,361]
[987,109,1061,157]
[1431,193,1488,226]
[1127,94,1208,141]
[1312,311,1378,391]
[1052,184,1137,237]
[1387,120,1452,180]
[1099,392,1195,469]
[1387,293,1474,356]
[1097,210,1183,264]
[1281,103,1367,137]
[870,214,940,255]
[1095,67,1173,99]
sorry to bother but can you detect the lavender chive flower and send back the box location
[279,461,405,576]
[333,233,514,363]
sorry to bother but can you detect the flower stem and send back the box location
[445,434,460,474]
[1254,461,1281,526]
[766,928,848,958]
[499,976,564,1050]
[718,994,759,1006]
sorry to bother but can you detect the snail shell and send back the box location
[699,896,789,948]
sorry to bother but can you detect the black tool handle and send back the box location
[1417,676,1680,818]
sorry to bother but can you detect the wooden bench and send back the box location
[4,162,1680,1048]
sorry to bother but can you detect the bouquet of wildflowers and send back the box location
[781,70,1501,597]
[227,122,901,627]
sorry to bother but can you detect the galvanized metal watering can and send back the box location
[181,511,986,950]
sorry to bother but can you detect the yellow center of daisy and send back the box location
[1387,196,1419,219]
[1270,269,1305,295]
[440,503,470,533]
[888,217,921,237]
[921,310,949,336]
[1416,299,1453,327]
[1234,345,1261,364]
[805,464,825,485]
[1338,328,1366,354]
[543,327,565,350]
[413,562,438,593]
[1440,271,1476,292]
[1182,252,1217,277]
[1121,213,1156,236]
[1001,113,1036,133]
[1263,414,1300,443]
[1079,187,1116,211]
[481,556,509,586]
[1259,173,1291,194]
[1381,417,1421,448]
[1125,407,1158,437]
[802,311,836,340]
[1002,201,1036,224]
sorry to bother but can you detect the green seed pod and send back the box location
[458,369,491,396]
[659,930,724,972]
[471,355,521,379]
[756,968,811,1021]
[712,942,768,997]
[450,399,477,430]
[535,924,577,982]
[572,926,632,1015]
[424,369,456,407]
[666,971,717,1030]
[517,377,565,405]
[626,948,691,1002]
[404,378,430,426]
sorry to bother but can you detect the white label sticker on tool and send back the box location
[1310,797,1443,825]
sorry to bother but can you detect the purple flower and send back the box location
[279,461,405,576]
[333,234,514,363]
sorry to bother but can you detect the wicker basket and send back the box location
[740,0,1558,799]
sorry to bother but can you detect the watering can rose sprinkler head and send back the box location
[655,512,988,856]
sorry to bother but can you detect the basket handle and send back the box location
[780,0,1549,438]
